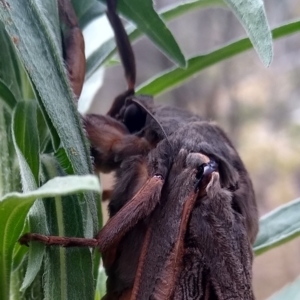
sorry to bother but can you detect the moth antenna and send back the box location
[131,99,174,152]
[106,0,136,91]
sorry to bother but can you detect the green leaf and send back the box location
[36,105,51,154]
[254,197,300,256]
[11,100,46,293]
[99,0,186,68]
[87,0,222,78]
[2,120,39,300]
[0,175,100,300]
[0,0,98,229]
[0,79,17,111]
[40,156,95,300]
[269,276,300,300]
[95,264,107,300]
[224,0,273,66]
[137,20,300,96]
[44,245,93,300]
[12,101,40,187]
[0,22,22,102]
[119,0,186,67]
[55,148,75,175]
[33,85,61,152]
[0,195,33,300]
[1,175,101,202]
[0,103,15,196]
[20,220,46,291]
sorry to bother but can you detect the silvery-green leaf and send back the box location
[224,0,273,66]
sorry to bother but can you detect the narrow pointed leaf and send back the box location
[0,175,100,300]
[0,22,22,101]
[1,175,101,202]
[20,222,46,291]
[0,104,14,196]
[119,0,186,67]
[10,100,96,297]
[12,100,47,293]
[2,99,39,299]
[254,197,300,256]
[99,0,186,68]
[36,105,51,153]
[12,101,40,186]
[32,85,60,152]
[0,0,98,229]
[0,80,17,111]
[224,0,273,66]
[87,0,223,78]
[0,194,34,300]
[41,156,95,300]
[137,20,300,96]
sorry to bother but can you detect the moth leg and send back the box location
[83,114,151,172]
[19,233,98,248]
[58,0,85,98]
[18,175,161,249]
[96,174,164,253]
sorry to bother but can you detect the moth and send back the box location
[20,0,259,299]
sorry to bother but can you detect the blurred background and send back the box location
[82,0,300,298]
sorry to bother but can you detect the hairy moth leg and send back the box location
[96,174,164,253]
[83,114,151,172]
[130,190,199,300]
[19,233,98,248]
[19,171,163,251]
[58,0,85,98]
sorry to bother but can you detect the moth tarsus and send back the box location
[19,0,258,299]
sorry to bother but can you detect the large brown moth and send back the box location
[20,0,259,299]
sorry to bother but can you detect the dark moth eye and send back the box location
[195,164,205,180]
[194,163,206,192]
[123,103,147,133]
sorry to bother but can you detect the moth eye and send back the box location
[123,103,146,133]
[194,164,207,192]
[195,164,206,180]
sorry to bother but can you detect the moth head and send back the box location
[186,152,238,193]
[185,152,217,192]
